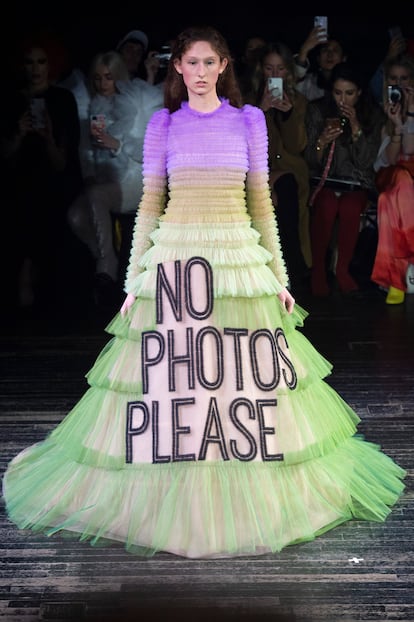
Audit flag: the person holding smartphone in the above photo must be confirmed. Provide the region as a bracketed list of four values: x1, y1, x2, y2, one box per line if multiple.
[294, 29, 347, 102]
[243, 40, 312, 295]
[304, 61, 386, 297]
[370, 54, 414, 304]
[67, 50, 163, 307]
[0, 31, 83, 312]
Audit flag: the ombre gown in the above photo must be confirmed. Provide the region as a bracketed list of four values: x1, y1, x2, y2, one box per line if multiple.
[2, 100, 406, 558]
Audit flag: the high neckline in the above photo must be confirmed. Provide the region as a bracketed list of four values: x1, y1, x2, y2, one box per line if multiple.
[181, 98, 229, 117]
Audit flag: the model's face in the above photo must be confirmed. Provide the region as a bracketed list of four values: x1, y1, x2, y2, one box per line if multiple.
[23, 47, 49, 90]
[174, 41, 227, 98]
[332, 79, 360, 107]
[262, 52, 287, 79]
[93, 63, 117, 97]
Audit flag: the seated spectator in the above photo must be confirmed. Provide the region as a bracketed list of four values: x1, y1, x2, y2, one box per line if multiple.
[115, 28, 166, 87]
[296, 35, 347, 102]
[67, 50, 163, 305]
[304, 61, 386, 297]
[369, 27, 411, 105]
[242, 41, 311, 292]
[371, 54, 414, 304]
[115, 29, 149, 80]
[0, 30, 83, 311]
[234, 35, 266, 100]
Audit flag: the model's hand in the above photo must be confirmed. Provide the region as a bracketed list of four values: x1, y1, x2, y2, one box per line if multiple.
[277, 287, 295, 314]
[120, 293, 136, 316]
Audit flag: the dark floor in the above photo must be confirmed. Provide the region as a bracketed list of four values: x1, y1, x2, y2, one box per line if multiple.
[1, 282, 413, 622]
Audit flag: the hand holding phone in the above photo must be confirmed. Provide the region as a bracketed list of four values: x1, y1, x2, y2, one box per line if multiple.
[325, 117, 341, 131]
[90, 114, 106, 144]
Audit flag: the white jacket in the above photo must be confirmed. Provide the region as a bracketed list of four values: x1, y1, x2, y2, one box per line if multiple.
[81, 79, 164, 213]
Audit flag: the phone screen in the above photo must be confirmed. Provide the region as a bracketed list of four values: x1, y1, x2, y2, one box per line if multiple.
[30, 98, 46, 129]
[90, 114, 106, 133]
[314, 16, 328, 41]
[267, 77, 283, 99]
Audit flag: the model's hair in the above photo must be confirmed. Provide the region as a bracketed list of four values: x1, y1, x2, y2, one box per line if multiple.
[163, 25, 242, 112]
[88, 50, 129, 95]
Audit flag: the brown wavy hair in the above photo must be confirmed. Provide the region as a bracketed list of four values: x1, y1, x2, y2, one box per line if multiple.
[163, 25, 242, 112]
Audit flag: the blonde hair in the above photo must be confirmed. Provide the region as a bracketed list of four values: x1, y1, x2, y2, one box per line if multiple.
[88, 50, 129, 95]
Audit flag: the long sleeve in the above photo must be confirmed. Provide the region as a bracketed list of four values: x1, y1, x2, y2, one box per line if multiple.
[124, 108, 170, 294]
[244, 105, 289, 289]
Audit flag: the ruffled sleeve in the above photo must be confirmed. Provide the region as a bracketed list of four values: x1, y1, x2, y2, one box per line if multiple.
[124, 108, 170, 293]
[243, 104, 289, 289]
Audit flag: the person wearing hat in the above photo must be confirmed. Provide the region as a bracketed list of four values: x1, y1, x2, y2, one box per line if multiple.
[116, 29, 149, 80]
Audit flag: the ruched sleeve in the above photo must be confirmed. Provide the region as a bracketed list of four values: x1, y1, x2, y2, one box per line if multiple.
[124, 108, 170, 293]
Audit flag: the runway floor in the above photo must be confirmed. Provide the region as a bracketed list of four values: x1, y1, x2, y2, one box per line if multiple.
[1, 287, 413, 622]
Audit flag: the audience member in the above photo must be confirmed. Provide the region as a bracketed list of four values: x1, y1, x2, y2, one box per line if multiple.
[304, 61, 386, 297]
[115, 28, 169, 88]
[144, 38, 175, 89]
[115, 29, 149, 80]
[371, 54, 414, 304]
[369, 27, 410, 105]
[0, 31, 83, 311]
[67, 50, 163, 306]
[242, 41, 311, 290]
[296, 36, 347, 102]
[235, 35, 266, 100]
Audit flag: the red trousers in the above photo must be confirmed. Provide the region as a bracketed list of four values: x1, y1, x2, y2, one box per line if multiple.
[310, 188, 369, 295]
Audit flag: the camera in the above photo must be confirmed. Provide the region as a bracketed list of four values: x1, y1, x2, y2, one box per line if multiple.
[156, 46, 172, 68]
[388, 85, 403, 105]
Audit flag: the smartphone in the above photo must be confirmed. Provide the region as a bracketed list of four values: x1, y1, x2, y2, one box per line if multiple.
[30, 98, 46, 129]
[325, 117, 342, 131]
[90, 113, 106, 134]
[90, 113, 106, 145]
[314, 16, 328, 41]
[267, 77, 283, 99]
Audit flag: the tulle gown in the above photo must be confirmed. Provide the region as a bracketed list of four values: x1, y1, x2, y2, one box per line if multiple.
[2, 100, 406, 559]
